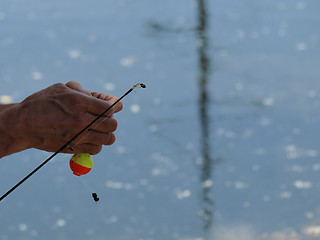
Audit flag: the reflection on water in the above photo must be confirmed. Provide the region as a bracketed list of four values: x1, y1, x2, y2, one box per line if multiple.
[196, 0, 214, 233]
[1, 0, 320, 239]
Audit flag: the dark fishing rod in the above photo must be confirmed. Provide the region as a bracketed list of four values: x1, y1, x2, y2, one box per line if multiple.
[0, 83, 146, 202]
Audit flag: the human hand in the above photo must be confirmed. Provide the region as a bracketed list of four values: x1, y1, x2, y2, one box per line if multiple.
[1, 82, 122, 157]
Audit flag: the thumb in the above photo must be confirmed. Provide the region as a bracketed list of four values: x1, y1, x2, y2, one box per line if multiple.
[65, 81, 91, 96]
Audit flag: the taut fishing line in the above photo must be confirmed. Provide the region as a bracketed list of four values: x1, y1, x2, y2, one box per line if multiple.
[69, 101, 123, 151]
[0, 83, 146, 202]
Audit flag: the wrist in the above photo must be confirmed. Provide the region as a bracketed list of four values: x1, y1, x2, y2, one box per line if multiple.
[0, 103, 30, 158]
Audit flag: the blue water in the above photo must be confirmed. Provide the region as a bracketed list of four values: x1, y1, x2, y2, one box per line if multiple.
[1, 0, 320, 239]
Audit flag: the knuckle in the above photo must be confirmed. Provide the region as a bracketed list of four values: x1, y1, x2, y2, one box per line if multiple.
[109, 118, 118, 132]
[53, 83, 66, 89]
[51, 83, 68, 93]
[106, 133, 116, 145]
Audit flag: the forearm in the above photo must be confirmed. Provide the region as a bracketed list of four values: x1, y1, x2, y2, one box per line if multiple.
[0, 103, 30, 158]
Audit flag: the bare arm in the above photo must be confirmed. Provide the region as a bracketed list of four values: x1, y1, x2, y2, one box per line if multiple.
[0, 82, 122, 158]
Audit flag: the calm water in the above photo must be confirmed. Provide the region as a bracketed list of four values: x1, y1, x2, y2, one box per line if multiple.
[1, 0, 320, 239]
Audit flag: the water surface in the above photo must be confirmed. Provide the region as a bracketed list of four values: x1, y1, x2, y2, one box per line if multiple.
[1, 0, 320, 239]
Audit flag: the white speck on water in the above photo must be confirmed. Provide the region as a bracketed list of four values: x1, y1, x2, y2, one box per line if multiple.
[236, 29, 245, 39]
[219, 49, 228, 57]
[225, 131, 236, 139]
[293, 180, 312, 189]
[19, 224, 28, 231]
[295, 1, 306, 10]
[32, 71, 43, 80]
[277, 3, 287, 10]
[278, 20, 287, 37]
[130, 104, 141, 113]
[280, 191, 292, 199]
[286, 145, 297, 152]
[254, 148, 266, 155]
[107, 216, 118, 224]
[291, 164, 304, 172]
[313, 164, 320, 171]
[67, 49, 81, 59]
[306, 212, 314, 219]
[235, 82, 243, 91]
[106, 181, 124, 189]
[242, 129, 253, 138]
[153, 98, 161, 105]
[175, 189, 191, 199]
[216, 128, 225, 136]
[304, 225, 320, 236]
[306, 150, 318, 157]
[250, 31, 259, 40]
[150, 153, 178, 176]
[30, 230, 38, 237]
[308, 90, 317, 98]
[88, 35, 97, 43]
[105, 181, 134, 191]
[262, 97, 274, 106]
[296, 42, 308, 51]
[120, 56, 136, 68]
[124, 183, 134, 191]
[285, 144, 318, 159]
[56, 219, 66, 227]
[195, 157, 203, 165]
[0, 12, 6, 21]
[234, 181, 248, 189]
[0, 95, 13, 104]
[263, 195, 270, 202]
[260, 117, 271, 126]
[251, 164, 260, 171]
[293, 128, 301, 135]
[149, 124, 158, 133]
[151, 168, 162, 176]
[104, 82, 115, 91]
[186, 142, 194, 151]
[202, 179, 213, 188]
[116, 145, 126, 154]
[243, 201, 250, 208]
[140, 179, 148, 186]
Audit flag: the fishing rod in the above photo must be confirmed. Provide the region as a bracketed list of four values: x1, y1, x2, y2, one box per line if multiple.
[0, 83, 146, 202]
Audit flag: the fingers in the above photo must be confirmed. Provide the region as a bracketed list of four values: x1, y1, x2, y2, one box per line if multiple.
[91, 92, 123, 114]
[79, 131, 116, 146]
[85, 96, 114, 116]
[89, 116, 118, 133]
[65, 81, 92, 96]
[65, 81, 123, 115]
[63, 144, 103, 155]
[62, 131, 115, 155]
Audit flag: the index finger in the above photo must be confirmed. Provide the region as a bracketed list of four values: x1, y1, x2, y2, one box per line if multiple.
[86, 96, 116, 117]
[90, 92, 123, 114]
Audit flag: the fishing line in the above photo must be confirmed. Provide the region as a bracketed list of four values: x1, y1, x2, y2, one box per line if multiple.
[77, 177, 100, 203]
[0, 83, 146, 202]
[70, 102, 123, 151]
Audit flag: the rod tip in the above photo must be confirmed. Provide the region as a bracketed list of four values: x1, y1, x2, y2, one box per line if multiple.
[133, 83, 147, 90]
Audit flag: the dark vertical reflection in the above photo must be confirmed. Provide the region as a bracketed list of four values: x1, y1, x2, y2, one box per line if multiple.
[196, 0, 214, 232]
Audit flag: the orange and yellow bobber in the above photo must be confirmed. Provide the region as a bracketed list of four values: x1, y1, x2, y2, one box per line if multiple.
[69, 153, 93, 176]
